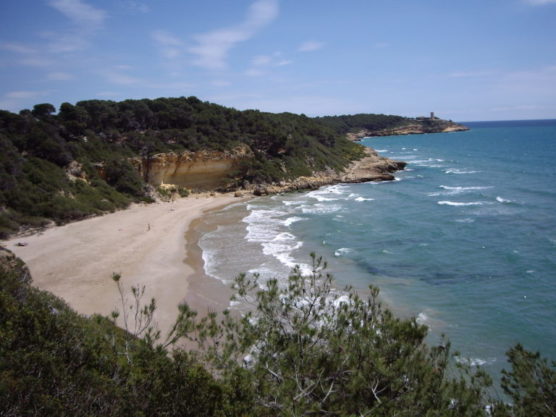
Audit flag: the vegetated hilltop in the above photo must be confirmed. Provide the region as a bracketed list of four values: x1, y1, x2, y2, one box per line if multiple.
[315, 113, 469, 140]
[0, 97, 371, 237]
[1, 248, 554, 416]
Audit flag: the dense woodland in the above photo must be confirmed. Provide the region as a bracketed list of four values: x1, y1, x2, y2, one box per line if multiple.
[315, 113, 460, 135]
[0, 97, 364, 238]
[315, 113, 412, 134]
[1, 249, 554, 416]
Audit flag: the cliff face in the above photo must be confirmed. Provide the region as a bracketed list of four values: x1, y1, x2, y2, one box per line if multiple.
[346, 120, 469, 141]
[132, 145, 253, 191]
[127, 145, 404, 195]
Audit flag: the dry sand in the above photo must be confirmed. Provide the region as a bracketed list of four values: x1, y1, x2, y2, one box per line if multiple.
[2, 194, 244, 337]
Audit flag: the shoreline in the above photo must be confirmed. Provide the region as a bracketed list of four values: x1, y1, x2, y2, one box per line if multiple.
[1, 193, 246, 337]
[0, 147, 406, 337]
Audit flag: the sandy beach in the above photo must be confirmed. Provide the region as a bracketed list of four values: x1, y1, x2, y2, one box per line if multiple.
[2, 194, 244, 337]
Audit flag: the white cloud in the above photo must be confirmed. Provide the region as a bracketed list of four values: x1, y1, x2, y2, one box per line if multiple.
[102, 68, 142, 85]
[48, 0, 106, 28]
[152, 30, 185, 59]
[0, 42, 37, 54]
[188, 0, 279, 69]
[0, 90, 50, 111]
[47, 71, 74, 80]
[246, 51, 291, 76]
[124, 1, 150, 13]
[46, 0, 107, 52]
[0, 42, 54, 67]
[298, 40, 324, 52]
[5, 91, 43, 99]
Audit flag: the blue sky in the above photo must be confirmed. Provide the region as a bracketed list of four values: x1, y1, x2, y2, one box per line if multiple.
[0, 0, 555, 121]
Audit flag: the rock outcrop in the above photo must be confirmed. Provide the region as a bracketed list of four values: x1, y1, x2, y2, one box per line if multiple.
[132, 145, 253, 191]
[247, 147, 406, 195]
[346, 120, 469, 141]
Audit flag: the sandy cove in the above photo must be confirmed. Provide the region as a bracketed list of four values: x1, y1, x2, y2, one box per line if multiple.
[2, 194, 242, 338]
[1, 149, 405, 338]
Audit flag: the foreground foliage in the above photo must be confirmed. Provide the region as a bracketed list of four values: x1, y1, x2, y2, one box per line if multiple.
[1, 250, 554, 416]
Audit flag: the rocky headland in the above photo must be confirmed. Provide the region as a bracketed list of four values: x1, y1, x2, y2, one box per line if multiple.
[234, 147, 405, 196]
[345, 120, 469, 141]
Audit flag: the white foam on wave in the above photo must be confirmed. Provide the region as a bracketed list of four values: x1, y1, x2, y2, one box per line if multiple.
[410, 158, 446, 168]
[455, 217, 475, 223]
[334, 247, 353, 257]
[243, 205, 313, 277]
[496, 196, 512, 203]
[375, 149, 388, 153]
[444, 168, 480, 175]
[306, 184, 348, 202]
[301, 203, 342, 214]
[283, 216, 305, 227]
[428, 185, 492, 197]
[355, 196, 374, 202]
[243, 207, 288, 242]
[438, 201, 486, 206]
[201, 245, 223, 281]
[282, 200, 306, 206]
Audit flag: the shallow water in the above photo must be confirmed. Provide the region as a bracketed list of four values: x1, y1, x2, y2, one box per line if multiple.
[199, 120, 556, 377]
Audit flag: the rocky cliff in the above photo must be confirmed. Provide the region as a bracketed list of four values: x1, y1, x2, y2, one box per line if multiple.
[127, 145, 404, 196]
[131, 145, 253, 191]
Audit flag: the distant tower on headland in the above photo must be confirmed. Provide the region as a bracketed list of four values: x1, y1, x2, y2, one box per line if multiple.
[430, 112, 435, 120]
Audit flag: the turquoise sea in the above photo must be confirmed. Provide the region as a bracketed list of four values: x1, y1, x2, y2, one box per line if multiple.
[200, 119, 556, 377]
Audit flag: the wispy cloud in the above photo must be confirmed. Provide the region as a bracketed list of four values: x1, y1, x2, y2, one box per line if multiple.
[0, 42, 54, 67]
[188, 0, 279, 69]
[48, 0, 106, 28]
[0, 90, 50, 112]
[46, 0, 107, 52]
[246, 51, 291, 76]
[152, 30, 185, 59]
[47, 71, 74, 81]
[0, 42, 37, 54]
[123, 1, 150, 13]
[298, 40, 324, 52]
[102, 70, 143, 86]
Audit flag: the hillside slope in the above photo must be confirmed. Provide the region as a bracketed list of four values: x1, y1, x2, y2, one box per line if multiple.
[0, 97, 367, 237]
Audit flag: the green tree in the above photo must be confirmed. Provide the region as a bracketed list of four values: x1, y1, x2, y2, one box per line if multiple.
[178, 254, 492, 416]
[496, 344, 556, 416]
[31, 103, 56, 119]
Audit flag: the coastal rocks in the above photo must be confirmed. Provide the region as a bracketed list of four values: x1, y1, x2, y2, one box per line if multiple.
[346, 120, 469, 141]
[246, 147, 405, 195]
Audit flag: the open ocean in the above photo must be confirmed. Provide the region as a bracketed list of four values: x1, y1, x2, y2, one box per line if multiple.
[199, 119, 556, 377]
